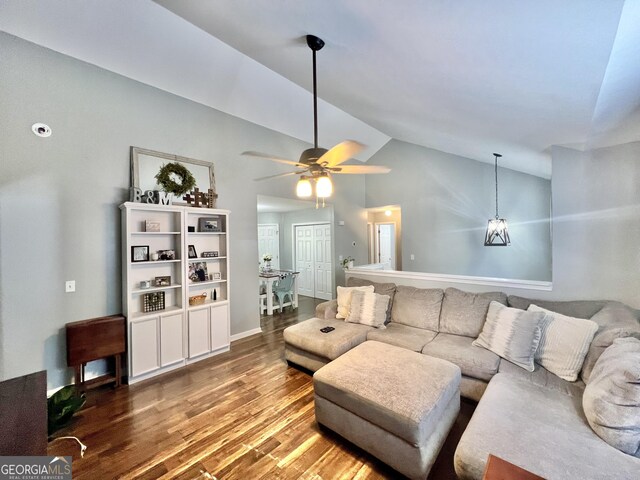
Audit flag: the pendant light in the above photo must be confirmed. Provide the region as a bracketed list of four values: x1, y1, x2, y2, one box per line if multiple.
[484, 153, 511, 246]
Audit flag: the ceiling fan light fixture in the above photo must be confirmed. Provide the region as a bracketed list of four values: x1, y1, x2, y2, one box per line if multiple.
[296, 176, 312, 198]
[315, 174, 333, 198]
[484, 153, 511, 246]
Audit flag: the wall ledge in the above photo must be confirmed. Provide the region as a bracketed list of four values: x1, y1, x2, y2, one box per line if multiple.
[347, 268, 553, 291]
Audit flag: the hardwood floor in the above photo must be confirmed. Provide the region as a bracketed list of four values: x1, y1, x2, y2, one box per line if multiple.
[50, 297, 475, 479]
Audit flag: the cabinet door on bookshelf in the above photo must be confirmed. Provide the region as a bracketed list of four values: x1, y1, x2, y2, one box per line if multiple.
[210, 304, 229, 351]
[131, 318, 159, 376]
[188, 308, 210, 358]
[160, 313, 184, 366]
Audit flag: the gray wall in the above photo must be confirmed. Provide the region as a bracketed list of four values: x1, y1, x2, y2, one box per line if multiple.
[365, 140, 552, 281]
[0, 34, 367, 389]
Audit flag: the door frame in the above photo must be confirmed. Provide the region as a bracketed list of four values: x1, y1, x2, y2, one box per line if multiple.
[374, 221, 397, 269]
[292, 222, 334, 299]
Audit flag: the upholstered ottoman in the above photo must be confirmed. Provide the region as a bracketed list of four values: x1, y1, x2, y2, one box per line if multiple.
[283, 317, 374, 371]
[314, 341, 461, 479]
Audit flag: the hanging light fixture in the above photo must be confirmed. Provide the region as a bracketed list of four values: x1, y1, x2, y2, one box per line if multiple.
[484, 153, 511, 246]
[296, 176, 312, 197]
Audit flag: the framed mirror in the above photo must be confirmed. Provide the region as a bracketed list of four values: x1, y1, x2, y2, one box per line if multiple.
[130, 147, 216, 205]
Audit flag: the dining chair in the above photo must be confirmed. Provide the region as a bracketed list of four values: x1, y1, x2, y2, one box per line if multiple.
[272, 273, 295, 313]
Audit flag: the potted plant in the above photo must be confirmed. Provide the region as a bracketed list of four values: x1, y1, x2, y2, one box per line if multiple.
[341, 256, 355, 269]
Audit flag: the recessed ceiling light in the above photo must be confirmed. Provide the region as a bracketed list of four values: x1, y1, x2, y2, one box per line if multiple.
[32, 123, 52, 138]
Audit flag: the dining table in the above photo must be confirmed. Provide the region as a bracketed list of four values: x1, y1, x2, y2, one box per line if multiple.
[259, 269, 299, 315]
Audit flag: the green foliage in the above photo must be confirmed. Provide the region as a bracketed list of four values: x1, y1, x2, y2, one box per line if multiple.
[48, 385, 86, 436]
[155, 162, 197, 196]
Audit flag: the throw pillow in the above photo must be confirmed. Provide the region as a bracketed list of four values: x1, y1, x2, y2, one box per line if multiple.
[439, 288, 507, 337]
[390, 286, 443, 330]
[336, 285, 374, 319]
[582, 337, 640, 458]
[528, 304, 598, 382]
[347, 277, 397, 323]
[473, 301, 544, 371]
[346, 291, 390, 329]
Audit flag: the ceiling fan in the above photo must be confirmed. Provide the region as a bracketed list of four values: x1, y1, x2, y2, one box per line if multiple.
[243, 34, 390, 201]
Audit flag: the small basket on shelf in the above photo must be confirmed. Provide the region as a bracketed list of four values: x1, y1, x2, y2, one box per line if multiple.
[189, 292, 207, 306]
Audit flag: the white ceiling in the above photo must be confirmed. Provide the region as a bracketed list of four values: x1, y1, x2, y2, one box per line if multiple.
[2, 1, 639, 179]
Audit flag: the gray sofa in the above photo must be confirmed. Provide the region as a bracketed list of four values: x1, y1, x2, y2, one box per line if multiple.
[283, 277, 640, 479]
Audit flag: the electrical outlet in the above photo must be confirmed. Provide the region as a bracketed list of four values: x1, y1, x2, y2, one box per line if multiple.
[410, 254, 415, 261]
[65, 280, 76, 293]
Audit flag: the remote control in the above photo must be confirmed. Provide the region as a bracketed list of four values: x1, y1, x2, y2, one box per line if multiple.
[320, 326, 335, 333]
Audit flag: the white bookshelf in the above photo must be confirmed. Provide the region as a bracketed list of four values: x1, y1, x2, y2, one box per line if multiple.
[121, 202, 231, 383]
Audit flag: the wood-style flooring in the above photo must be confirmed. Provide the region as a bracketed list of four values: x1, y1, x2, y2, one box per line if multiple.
[50, 297, 475, 479]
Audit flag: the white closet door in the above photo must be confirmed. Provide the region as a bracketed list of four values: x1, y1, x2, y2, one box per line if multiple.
[313, 224, 333, 300]
[295, 225, 315, 297]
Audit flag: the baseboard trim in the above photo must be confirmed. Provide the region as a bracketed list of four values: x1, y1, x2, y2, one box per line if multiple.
[230, 327, 263, 342]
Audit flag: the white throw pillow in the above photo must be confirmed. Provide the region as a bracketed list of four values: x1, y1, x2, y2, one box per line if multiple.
[346, 291, 389, 329]
[336, 285, 374, 319]
[473, 301, 545, 371]
[528, 304, 598, 381]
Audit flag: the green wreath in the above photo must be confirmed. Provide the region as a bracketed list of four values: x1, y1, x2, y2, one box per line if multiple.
[155, 162, 196, 196]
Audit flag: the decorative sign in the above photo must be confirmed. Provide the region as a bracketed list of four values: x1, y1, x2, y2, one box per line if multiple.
[130, 188, 173, 205]
[183, 188, 218, 208]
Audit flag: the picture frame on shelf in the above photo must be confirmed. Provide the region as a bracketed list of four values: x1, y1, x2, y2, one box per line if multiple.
[213, 272, 222, 280]
[188, 245, 198, 259]
[131, 245, 149, 262]
[188, 262, 208, 283]
[154, 276, 171, 287]
[198, 216, 222, 232]
[142, 291, 165, 313]
[144, 220, 161, 232]
[157, 249, 175, 260]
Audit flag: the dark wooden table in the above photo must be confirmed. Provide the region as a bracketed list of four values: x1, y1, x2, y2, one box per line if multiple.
[483, 454, 545, 480]
[66, 314, 126, 389]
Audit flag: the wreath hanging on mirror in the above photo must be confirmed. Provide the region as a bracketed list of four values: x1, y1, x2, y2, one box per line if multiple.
[155, 162, 196, 196]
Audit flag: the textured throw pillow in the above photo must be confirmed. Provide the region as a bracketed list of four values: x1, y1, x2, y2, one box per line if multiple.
[336, 285, 374, 319]
[346, 291, 390, 329]
[347, 277, 397, 323]
[528, 304, 598, 382]
[583, 337, 640, 458]
[439, 288, 507, 337]
[473, 301, 544, 371]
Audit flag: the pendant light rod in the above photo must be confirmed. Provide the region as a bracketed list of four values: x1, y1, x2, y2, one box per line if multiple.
[493, 153, 502, 218]
[307, 35, 325, 149]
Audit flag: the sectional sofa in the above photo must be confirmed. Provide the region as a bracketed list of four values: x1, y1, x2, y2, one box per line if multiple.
[283, 277, 640, 479]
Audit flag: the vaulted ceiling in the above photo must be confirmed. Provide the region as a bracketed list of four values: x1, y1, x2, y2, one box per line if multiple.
[2, 1, 639, 178]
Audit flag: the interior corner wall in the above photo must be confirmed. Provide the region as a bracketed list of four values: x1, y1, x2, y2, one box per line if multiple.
[551, 143, 640, 308]
[0, 33, 366, 389]
[365, 140, 552, 281]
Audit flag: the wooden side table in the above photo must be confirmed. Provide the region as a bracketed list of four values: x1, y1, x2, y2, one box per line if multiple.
[66, 315, 126, 390]
[482, 454, 545, 480]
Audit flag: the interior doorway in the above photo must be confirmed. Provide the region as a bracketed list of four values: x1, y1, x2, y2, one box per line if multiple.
[375, 223, 396, 269]
[258, 224, 280, 269]
[366, 206, 402, 270]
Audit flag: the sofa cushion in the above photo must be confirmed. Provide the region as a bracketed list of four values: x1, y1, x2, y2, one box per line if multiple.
[528, 304, 598, 382]
[498, 359, 585, 397]
[283, 317, 373, 360]
[473, 302, 544, 372]
[454, 373, 640, 480]
[336, 285, 374, 319]
[439, 288, 507, 337]
[507, 295, 606, 319]
[346, 291, 389, 329]
[391, 286, 443, 330]
[421, 333, 500, 381]
[581, 302, 640, 383]
[367, 323, 437, 352]
[583, 337, 640, 458]
[347, 277, 397, 322]
[314, 341, 460, 446]
[315, 299, 338, 320]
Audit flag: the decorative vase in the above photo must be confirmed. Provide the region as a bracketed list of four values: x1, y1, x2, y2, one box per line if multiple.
[264, 261, 272, 272]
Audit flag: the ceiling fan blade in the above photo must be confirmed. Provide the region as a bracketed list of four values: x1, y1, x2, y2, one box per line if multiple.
[329, 165, 391, 174]
[318, 140, 365, 167]
[253, 170, 307, 182]
[242, 151, 306, 167]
